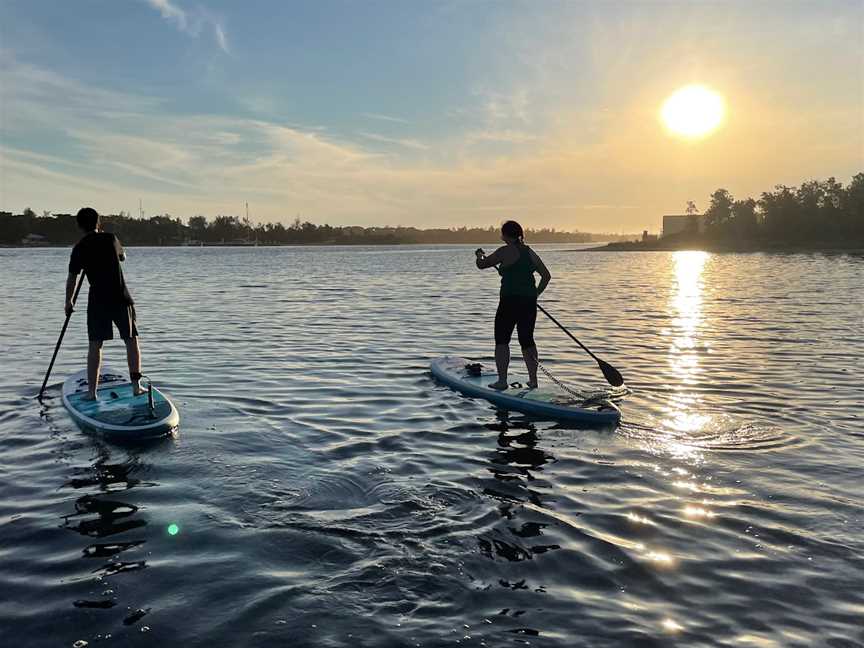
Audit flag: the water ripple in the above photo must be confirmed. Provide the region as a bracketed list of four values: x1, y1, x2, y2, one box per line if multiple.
[1, 246, 862, 647]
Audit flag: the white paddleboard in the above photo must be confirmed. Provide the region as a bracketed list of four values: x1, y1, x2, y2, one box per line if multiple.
[62, 367, 179, 440]
[431, 356, 621, 425]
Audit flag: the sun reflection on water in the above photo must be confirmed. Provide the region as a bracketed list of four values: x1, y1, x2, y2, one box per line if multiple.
[665, 251, 709, 439]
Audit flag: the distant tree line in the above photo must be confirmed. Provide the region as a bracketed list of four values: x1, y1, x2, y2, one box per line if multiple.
[674, 173, 863, 246]
[0, 210, 620, 246]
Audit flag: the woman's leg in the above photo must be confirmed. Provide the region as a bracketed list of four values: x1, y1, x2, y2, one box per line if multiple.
[522, 345, 538, 387]
[490, 299, 516, 390]
[517, 298, 539, 387]
[491, 343, 510, 389]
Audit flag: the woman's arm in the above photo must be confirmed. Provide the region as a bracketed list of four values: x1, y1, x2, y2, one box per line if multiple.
[528, 248, 552, 295]
[475, 245, 511, 269]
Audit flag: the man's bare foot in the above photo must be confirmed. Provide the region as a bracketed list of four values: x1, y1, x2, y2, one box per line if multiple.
[132, 381, 147, 397]
[82, 392, 97, 401]
[527, 381, 538, 389]
[488, 380, 509, 391]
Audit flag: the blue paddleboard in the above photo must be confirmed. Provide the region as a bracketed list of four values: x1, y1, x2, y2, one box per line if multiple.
[62, 367, 179, 440]
[431, 356, 621, 425]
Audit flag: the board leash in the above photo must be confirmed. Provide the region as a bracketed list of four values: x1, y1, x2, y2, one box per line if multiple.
[536, 360, 620, 408]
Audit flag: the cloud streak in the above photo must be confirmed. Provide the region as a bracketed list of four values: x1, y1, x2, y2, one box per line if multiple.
[361, 113, 411, 125]
[359, 132, 429, 151]
[144, 0, 230, 53]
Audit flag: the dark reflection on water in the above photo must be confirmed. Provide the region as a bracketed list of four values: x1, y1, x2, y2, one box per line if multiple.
[1, 246, 863, 647]
[62, 451, 154, 628]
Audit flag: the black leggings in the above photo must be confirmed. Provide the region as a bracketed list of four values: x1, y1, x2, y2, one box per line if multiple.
[495, 295, 537, 348]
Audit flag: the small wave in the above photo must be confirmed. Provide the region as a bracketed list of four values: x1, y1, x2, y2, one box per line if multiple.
[619, 419, 799, 452]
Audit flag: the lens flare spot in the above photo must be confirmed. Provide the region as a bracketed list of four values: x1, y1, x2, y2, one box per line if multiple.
[168, 523, 180, 536]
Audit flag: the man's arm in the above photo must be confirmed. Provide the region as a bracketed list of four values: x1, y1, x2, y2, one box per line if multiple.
[65, 272, 79, 316]
[114, 235, 126, 262]
[529, 248, 552, 295]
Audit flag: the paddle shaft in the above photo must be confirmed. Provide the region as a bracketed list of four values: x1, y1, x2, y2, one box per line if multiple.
[536, 304, 600, 362]
[38, 272, 84, 400]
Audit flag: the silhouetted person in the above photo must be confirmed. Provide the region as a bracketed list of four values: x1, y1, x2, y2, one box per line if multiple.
[475, 220, 551, 390]
[65, 207, 144, 400]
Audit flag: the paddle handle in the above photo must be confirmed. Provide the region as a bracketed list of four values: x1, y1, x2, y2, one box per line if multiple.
[536, 304, 600, 363]
[38, 273, 84, 400]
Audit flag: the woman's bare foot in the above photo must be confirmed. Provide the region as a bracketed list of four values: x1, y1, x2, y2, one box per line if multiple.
[132, 381, 147, 396]
[488, 380, 509, 391]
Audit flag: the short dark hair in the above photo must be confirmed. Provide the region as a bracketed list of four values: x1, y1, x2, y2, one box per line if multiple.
[76, 207, 99, 231]
[501, 220, 524, 241]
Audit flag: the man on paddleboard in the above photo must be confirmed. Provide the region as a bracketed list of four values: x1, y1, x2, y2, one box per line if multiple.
[65, 207, 145, 401]
[475, 220, 551, 390]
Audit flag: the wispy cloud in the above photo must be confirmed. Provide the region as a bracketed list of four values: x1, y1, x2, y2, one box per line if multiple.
[361, 113, 411, 125]
[147, 0, 186, 27]
[214, 23, 228, 53]
[466, 129, 536, 144]
[359, 132, 429, 151]
[144, 0, 230, 53]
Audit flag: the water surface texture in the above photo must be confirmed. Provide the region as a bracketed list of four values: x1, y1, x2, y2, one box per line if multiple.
[1, 246, 862, 647]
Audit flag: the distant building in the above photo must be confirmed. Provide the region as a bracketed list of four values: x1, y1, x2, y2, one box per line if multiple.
[662, 214, 705, 238]
[642, 230, 658, 243]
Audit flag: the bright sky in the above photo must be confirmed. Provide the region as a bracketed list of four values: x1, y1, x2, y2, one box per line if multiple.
[1, 1, 861, 232]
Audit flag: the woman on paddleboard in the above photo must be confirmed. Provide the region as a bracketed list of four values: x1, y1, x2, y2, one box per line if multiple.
[475, 220, 551, 390]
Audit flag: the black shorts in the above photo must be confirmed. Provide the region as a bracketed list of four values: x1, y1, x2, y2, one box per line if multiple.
[87, 302, 138, 342]
[495, 295, 537, 348]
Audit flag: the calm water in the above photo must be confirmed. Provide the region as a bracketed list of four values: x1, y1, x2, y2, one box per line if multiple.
[0, 245, 862, 647]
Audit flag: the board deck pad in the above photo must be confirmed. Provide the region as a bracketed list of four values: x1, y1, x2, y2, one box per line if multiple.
[62, 368, 179, 439]
[430, 356, 621, 425]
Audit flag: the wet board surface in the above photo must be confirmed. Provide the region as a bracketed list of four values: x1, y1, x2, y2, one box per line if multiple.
[430, 356, 621, 425]
[62, 368, 179, 440]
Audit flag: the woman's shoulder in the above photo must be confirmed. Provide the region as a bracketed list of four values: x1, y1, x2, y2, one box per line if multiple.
[525, 245, 543, 264]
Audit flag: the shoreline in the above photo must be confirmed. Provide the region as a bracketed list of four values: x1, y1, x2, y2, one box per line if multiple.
[4, 241, 861, 253]
[579, 240, 864, 254]
[1, 241, 603, 249]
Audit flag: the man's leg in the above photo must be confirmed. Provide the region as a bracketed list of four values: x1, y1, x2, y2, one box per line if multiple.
[85, 340, 103, 400]
[124, 336, 145, 395]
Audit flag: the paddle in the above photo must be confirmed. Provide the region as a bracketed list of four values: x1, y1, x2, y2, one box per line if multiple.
[38, 272, 84, 401]
[536, 304, 625, 387]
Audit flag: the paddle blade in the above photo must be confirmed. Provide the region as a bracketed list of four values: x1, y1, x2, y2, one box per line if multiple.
[598, 358, 624, 387]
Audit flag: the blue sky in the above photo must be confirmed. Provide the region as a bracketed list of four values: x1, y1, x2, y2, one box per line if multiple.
[1, 0, 862, 231]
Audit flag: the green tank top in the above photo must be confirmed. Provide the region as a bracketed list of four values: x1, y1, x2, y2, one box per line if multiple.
[500, 244, 537, 297]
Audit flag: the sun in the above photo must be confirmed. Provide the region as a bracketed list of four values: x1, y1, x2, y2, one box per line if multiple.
[661, 85, 725, 138]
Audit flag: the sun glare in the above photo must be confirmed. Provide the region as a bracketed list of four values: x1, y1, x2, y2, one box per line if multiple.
[661, 85, 725, 138]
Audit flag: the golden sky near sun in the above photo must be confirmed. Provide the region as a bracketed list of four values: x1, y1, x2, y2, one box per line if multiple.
[1, 2, 861, 232]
